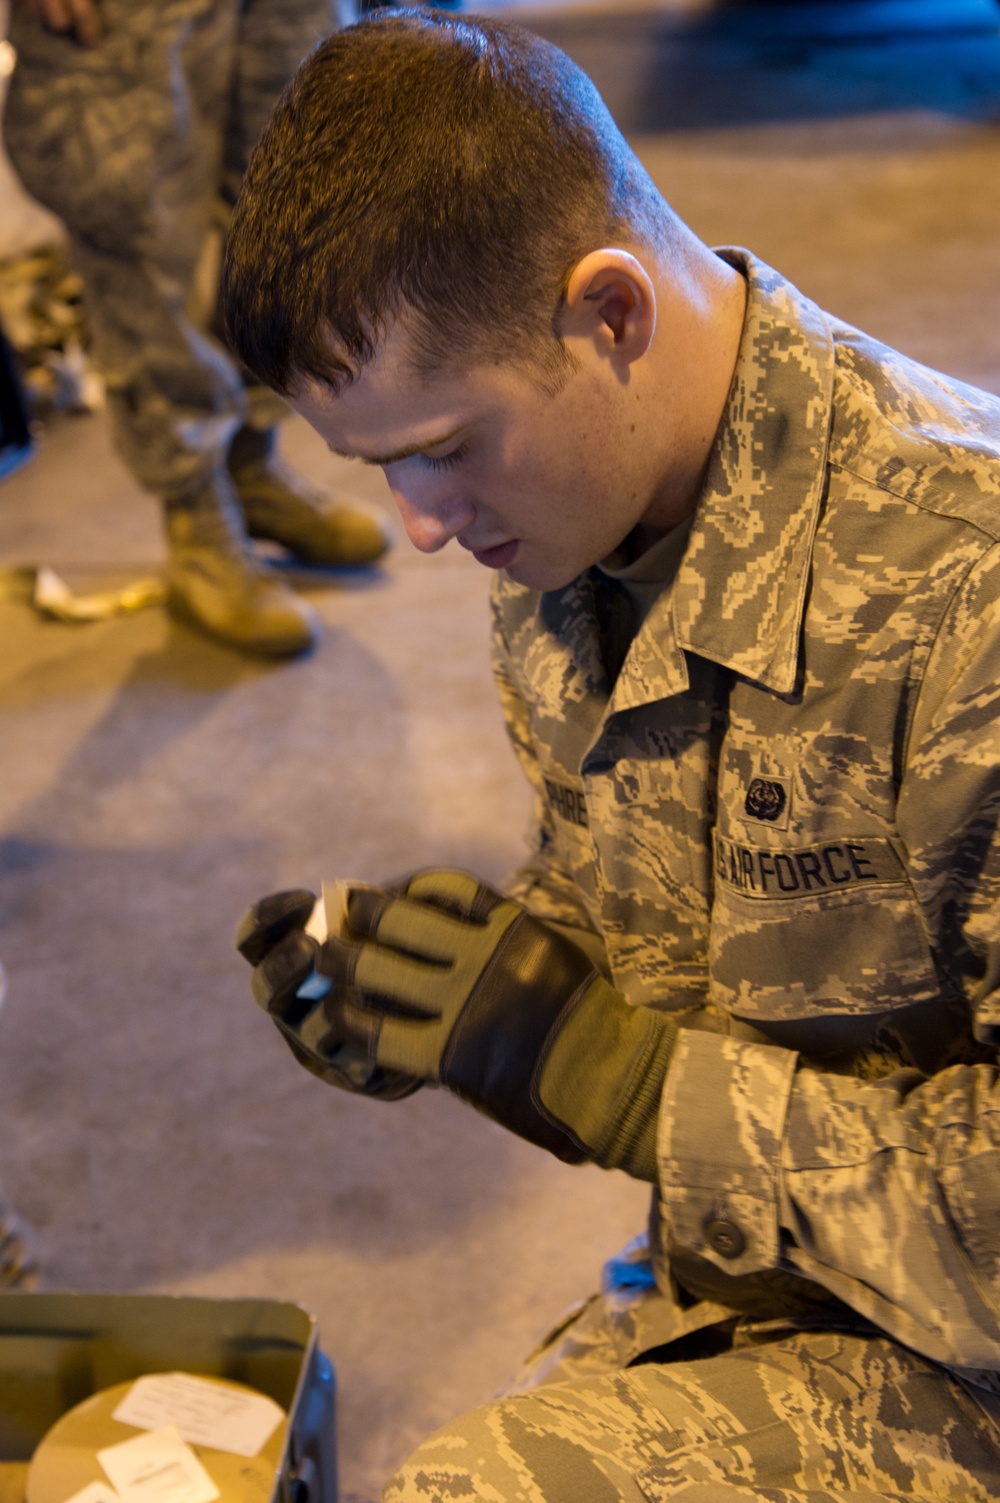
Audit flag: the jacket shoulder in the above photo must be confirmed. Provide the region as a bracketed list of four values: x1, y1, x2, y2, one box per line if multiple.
[828, 324, 1000, 540]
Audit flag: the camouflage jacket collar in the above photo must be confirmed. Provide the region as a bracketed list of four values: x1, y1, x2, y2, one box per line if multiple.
[664, 248, 835, 699]
[508, 252, 836, 721]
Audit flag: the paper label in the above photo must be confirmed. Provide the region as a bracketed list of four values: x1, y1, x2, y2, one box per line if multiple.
[303, 880, 360, 944]
[297, 883, 336, 1004]
[112, 1374, 284, 1458]
[63, 1483, 121, 1503]
[321, 880, 352, 938]
[298, 879, 370, 1000]
[98, 1427, 219, 1503]
[303, 897, 328, 944]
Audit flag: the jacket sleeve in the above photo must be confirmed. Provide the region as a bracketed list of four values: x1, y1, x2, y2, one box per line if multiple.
[657, 545, 1000, 1374]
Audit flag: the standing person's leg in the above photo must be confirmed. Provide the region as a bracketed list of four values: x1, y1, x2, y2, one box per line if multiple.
[220, 0, 353, 215]
[383, 1330, 1000, 1502]
[218, 0, 392, 570]
[4, 0, 319, 655]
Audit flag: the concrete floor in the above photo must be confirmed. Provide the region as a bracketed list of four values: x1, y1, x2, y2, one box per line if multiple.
[1, 4, 1000, 1500]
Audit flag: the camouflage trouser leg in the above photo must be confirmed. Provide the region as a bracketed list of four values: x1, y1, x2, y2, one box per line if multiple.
[219, 0, 353, 212]
[4, 0, 341, 502]
[383, 1330, 1000, 1502]
[208, 0, 353, 441]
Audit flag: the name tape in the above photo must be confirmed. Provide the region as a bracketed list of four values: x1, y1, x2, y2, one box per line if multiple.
[544, 777, 589, 829]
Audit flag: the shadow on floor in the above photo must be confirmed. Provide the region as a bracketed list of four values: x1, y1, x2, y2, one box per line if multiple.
[0, 608, 557, 1292]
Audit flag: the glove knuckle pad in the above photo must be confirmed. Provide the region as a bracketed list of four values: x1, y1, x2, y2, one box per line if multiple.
[255, 931, 317, 1015]
[317, 935, 358, 985]
[346, 887, 390, 938]
[405, 869, 501, 921]
[235, 888, 316, 963]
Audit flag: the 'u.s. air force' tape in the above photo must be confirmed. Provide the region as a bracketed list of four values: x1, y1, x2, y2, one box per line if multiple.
[296, 880, 374, 1000]
[713, 832, 904, 898]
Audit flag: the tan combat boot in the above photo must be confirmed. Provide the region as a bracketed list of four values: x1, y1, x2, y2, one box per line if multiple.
[228, 427, 392, 567]
[164, 474, 320, 657]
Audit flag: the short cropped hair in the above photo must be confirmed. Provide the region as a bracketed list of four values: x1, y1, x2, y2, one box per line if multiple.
[221, 8, 668, 396]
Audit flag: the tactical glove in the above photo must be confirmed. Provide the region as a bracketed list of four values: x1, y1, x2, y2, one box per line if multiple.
[234, 887, 422, 1101]
[311, 870, 676, 1177]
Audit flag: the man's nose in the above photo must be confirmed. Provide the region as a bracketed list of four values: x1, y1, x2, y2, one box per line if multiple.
[390, 487, 474, 554]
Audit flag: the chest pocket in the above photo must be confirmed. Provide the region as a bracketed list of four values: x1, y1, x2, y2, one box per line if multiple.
[708, 829, 941, 1025]
[538, 760, 601, 916]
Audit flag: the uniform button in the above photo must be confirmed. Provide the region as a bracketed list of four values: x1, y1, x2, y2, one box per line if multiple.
[705, 1219, 745, 1259]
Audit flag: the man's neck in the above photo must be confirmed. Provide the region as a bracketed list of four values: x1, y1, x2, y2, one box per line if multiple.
[616, 521, 669, 564]
[639, 250, 748, 535]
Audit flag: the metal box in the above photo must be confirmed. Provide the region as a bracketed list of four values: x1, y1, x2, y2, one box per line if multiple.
[0, 1293, 337, 1503]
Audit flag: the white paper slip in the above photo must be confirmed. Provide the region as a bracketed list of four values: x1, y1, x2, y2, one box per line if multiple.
[299, 882, 344, 997]
[303, 880, 356, 945]
[303, 894, 329, 944]
[112, 1373, 285, 1458]
[98, 1427, 218, 1503]
[299, 880, 373, 1001]
[321, 879, 354, 939]
[62, 1482, 121, 1503]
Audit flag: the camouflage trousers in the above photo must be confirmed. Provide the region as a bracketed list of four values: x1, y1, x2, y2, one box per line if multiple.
[384, 1327, 1000, 1501]
[4, 0, 348, 502]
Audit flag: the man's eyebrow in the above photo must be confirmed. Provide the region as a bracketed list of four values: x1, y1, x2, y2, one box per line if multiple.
[327, 428, 464, 467]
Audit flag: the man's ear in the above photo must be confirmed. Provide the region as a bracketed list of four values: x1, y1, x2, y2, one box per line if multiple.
[561, 249, 656, 367]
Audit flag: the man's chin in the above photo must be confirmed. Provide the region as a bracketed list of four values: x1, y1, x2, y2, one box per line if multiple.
[504, 556, 579, 593]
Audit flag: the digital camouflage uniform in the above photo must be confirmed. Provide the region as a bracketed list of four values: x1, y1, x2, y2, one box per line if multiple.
[386, 251, 1000, 1500]
[3, 0, 348, 502]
